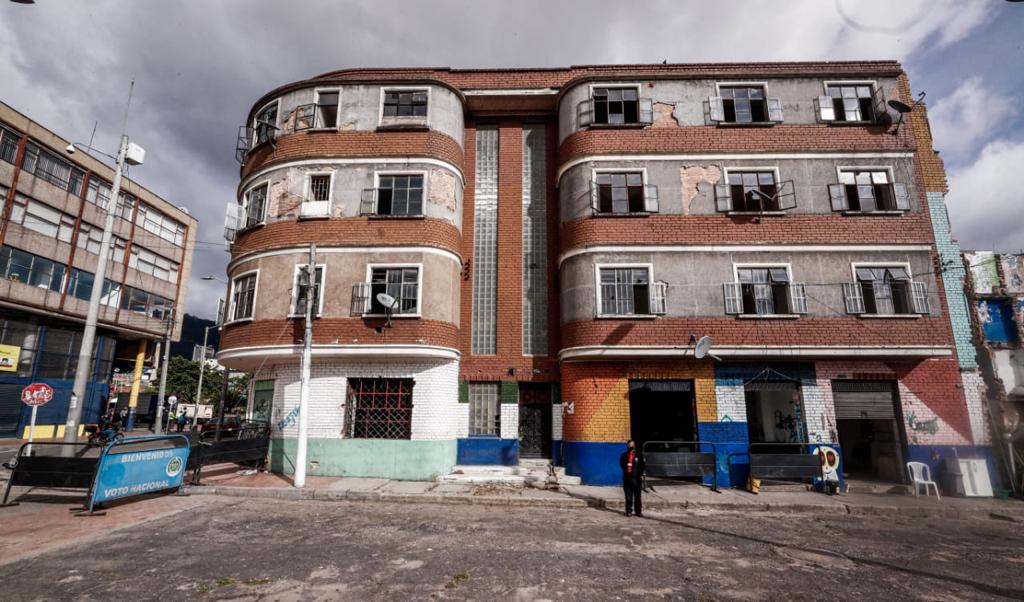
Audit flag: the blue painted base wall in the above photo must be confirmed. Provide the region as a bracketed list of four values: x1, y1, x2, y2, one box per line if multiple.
[905, 445, 996, 489]
[456, 438, 519, 465]
[563, 441, 627, 486]
[0, 376, 106, 437]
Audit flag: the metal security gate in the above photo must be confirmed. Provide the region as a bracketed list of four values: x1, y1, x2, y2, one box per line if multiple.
[0, 383, 23, 436]
[832, 380, 905, 482]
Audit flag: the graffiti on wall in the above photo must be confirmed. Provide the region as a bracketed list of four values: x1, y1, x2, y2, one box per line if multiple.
[907, 412, 940, 435]
[1001, 254, 1024, 293]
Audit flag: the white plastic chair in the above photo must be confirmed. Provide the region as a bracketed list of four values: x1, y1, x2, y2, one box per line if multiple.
[907, 461, 941, 500]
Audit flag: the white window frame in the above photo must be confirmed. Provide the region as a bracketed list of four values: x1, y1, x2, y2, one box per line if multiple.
[251, 99, 280, 146]
[822, 80, 879, 122]
[313, 88, 341, 130]
[363, 262, 423, 318]
[712, 82, 778, 124]
[594, 263, 657, 318]
[289, 263, 326, 318]
[378, 86, 431, 127]
[834, 166, 903, 213]
[228, 269, 259, 324]
[719, 166, 786, 214]
[849, 261, 921, 316]
[303, 171, 334, 204]
[374, 170, 429, 215]
[731, 262, 797, 317]
[242, 181, 270, 228]
[590, 167, 649, 214]
[585, 83, 644, 128]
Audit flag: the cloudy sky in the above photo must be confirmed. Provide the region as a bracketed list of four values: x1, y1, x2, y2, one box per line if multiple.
[1, 0, 1021, 319]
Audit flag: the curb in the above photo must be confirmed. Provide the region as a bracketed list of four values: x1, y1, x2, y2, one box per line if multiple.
[185, 485, 1021, 520]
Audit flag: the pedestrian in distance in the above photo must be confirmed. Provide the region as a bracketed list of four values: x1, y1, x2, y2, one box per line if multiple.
[176, 410, 187, 433]
[620, 439, 644, 517]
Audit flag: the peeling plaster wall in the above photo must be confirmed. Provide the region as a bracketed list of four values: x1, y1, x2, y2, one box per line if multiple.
[558, 76, 903, 142]
[557, 156, 919, 223]
[966, 251, 1000, 294]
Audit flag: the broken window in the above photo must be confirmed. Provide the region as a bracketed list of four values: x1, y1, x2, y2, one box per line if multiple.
[829, 170, 909, 212]
[726, 267, 808, 316]
[593, 87, 640, 125]
[291, 265, 324, 317]
[307, 174, 331, 202]
[383, 90, 428, 118]
[468, 382, 501, 436]
[348, 378, 413, 440]
[599, 267, 660, 316]
[369, 266, 419, 315]
[376, 174, 424, 216]
[253, 102, 278, 145]
[230, 272, 257, 321]
[593, 172, 652, 214]
[316, 90, 339, 128]
[710, 86, 782, 124]
[843, 266, 928, 315]
[243, 183, 268, 228]
[827, 85, 875, 122]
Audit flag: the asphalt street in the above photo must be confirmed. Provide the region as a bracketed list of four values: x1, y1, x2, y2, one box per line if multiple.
[1, 496, 1022, 601]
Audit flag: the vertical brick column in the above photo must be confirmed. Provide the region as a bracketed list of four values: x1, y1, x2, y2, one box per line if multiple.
[496, 122, 523, 358]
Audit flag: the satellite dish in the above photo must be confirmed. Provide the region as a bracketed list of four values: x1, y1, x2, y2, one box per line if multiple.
[694, 336, 712, 359]
[375, 293, 397, 310]
[887, 100, 912, 114]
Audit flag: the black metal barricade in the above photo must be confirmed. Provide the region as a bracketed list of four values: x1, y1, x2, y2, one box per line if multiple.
[1, 442, 99, 506]
[642, 440, 718, 491]
[187, 424, 271, 485]
[748, 442, 824, 483]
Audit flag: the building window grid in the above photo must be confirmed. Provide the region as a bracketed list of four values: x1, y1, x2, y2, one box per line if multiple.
[67, 268, 120, 306]
[244, 184, 268, 228]
[13, 196, 76, 242]
[0, 125, 20, 164]
[737, 267, 791, 315]
[468, 382, 501, 436]
[522, 125, 548, 355]
[377, 175, 424, 216]
[231, 273, 257, 321]
[307, 174, 331, 202]
[21, 142, 84, 195]
[136, 203, 185, 246]
[599, 267, 650, 316]
[369, 267, 419, 314]
[471, 127, 499, 354]
[0, 244, 65, 292]
[348, 378, 414, 440]
[827, 84, 875, 122]
[129, 246, 180, 282]
[382, 90, 428, 118]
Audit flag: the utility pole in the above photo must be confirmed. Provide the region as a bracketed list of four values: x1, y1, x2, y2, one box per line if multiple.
[64, 81, 137, 447]
[154, 309, 173, 434]
[192, 325, 211, 430]
[294, 243, 316, 488]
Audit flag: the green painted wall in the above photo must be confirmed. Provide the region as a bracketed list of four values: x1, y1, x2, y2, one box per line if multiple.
[269, 438, 457, 481]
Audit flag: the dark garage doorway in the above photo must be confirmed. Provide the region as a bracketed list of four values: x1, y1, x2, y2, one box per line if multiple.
[832, 380, 906, 482]
[628, 380, 697, 448]
[519, 383, 552, 459]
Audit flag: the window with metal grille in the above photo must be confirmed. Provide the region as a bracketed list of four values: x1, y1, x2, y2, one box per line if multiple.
[244, 183, 268, 228]
[370, 267, 419, 314]
[522, 125, 548, 355]
[468, 382, 501, 436]
[0, 244, 65, 292]
[830, 170, 909, 212]
[593, 87, 640, 124]
[599, 267, 651, 316]
[307, 174, 331, 203]
[0, 125, 20, 164]
[348, 378, 414, 439]
[471, 127, 499, 354]
[231, 273, 257, 320]
[253, 102, 278, 145]
[377, 175, 424, 216]
[316, 90, 339, 128]
[383, 90, 428, 118]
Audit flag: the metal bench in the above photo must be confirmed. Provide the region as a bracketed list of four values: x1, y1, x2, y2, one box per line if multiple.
[748, 442, 824, 483]
[642, 441, 718, 491]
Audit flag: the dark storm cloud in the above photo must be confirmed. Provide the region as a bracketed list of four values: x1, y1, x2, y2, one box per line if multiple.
[0, 1, 1009, 317]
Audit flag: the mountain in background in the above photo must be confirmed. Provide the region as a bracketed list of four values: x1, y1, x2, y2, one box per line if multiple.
[170, 313, 220, 359]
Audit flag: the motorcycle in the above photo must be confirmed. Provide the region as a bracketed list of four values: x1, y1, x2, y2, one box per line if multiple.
[85, 421, 125, 446]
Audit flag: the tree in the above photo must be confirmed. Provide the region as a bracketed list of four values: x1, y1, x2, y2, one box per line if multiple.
[164, 356, 224, 404]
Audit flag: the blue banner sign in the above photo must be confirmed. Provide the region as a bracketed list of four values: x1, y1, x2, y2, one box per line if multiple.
[89, 435, 191, 510]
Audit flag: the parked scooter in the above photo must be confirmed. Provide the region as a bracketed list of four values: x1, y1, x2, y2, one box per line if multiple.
[85, 421, 124, 446]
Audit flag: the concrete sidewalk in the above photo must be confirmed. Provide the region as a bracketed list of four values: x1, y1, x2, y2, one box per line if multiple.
[184, 465, 1024, 521]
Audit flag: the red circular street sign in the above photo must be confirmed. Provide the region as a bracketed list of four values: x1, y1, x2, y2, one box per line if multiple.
[21, 383, 54, 407]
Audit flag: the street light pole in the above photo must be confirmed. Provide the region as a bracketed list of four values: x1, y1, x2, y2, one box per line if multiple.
[294, 243, 316, 488]
[192, 325, 212, 430]
[63, 81, 136, 445]
[153, 309, 173, 434]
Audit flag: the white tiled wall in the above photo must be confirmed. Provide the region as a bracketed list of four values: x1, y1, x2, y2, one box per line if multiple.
[264, 358, 459, 440]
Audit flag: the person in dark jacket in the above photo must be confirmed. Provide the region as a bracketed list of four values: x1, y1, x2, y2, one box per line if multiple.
[619, 439, 644, 517]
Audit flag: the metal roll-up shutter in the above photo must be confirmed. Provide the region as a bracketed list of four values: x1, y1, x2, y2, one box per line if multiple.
[0, 383, 25, 436]
[832, 381, 897, 420]
[628, 380, 692, 393]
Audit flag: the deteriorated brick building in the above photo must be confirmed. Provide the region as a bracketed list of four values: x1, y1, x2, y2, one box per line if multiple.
[219, 61, 991, 486]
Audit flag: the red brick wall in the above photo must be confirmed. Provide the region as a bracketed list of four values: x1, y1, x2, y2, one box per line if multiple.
[562, 317, 954, 349]
[231, 217, 462, 261]
[241, 130, 464, 181]
[220, 318, 458, 350]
